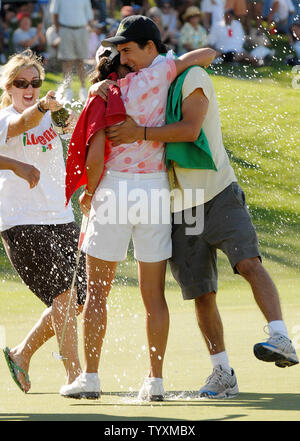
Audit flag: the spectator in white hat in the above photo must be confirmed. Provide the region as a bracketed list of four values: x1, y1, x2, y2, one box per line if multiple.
[179, 6, 208, 54]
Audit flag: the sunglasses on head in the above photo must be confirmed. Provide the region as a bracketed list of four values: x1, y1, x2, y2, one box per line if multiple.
[12, 78, 43, 89]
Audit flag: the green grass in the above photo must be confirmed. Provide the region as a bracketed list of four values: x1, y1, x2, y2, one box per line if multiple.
[0, 276, 300, 421]
[0, 44, 300, 421]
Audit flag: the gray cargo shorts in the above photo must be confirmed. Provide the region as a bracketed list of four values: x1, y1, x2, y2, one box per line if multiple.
[169, 182, 261, 300]
[58, 26, 89, 61]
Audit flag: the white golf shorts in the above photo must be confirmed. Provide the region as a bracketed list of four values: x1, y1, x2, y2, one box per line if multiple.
[82, 170, 172, 262]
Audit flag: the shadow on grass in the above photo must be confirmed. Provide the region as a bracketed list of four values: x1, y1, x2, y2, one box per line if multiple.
[226, 149, 260, 170]
[1, 392, 299, 421]
[73, 391, 300, 412]
[0, 412, 187, 422]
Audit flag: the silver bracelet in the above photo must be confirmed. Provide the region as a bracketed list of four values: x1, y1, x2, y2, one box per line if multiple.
[84, 187, 93, 197]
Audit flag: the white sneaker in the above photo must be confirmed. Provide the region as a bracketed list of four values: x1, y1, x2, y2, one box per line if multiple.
[79, 87, 88, 103]
[63, 87, 73, 103]
[199, 365, 239, 399]
[138, 377, 165, 401]
[254, 333, 299, 368]
[59, 373, 100, 399]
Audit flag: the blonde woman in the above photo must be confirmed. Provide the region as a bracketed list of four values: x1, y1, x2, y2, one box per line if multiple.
[0, 50, 86, 393]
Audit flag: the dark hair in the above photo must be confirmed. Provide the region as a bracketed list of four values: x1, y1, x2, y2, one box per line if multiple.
[90, 54, 121, 84]
[134, 38, 168, 54]
[225, 9, 236, 18]
[135, 39, 168, 54]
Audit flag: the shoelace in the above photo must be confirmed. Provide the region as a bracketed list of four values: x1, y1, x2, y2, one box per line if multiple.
[263, 325, 292, 350]
[205, 367, 230, 386]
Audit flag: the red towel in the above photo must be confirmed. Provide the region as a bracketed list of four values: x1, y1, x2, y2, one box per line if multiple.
[65, 73, 126, 206]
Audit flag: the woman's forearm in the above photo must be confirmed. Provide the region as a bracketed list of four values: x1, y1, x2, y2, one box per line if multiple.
[0, 155, 20, 171]
[6, 92, 61, 139]
[0, 155, 40, 188]
[6, 102, 46, 138]
[85, 130, 106, 194]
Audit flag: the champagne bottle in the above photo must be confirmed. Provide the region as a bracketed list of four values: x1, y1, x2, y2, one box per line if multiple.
[51, 107, 70, 135]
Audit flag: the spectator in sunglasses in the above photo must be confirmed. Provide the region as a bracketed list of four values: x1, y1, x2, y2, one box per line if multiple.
[0, 49, 87, 394]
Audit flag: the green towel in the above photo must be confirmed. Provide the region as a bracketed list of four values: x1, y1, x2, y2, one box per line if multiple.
[165, 66, 217, 171]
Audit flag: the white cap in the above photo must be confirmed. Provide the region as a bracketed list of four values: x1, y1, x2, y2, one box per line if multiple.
[95, 44, 119, 63]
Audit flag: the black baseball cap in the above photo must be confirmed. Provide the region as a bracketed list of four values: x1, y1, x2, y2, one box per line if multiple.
[102, 15, 162, 47]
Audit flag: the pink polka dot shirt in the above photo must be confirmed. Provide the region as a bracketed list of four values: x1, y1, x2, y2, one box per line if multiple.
[105, 53, 177, 173]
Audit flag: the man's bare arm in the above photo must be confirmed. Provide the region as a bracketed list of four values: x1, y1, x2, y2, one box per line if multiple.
[175, 49, 216, 76]
[52, 13, 59, 32]
[89, 48, 215, 101]
[106, 88, 208, 145]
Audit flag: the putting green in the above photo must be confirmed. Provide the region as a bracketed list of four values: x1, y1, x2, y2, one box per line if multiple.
[0, 258, 299, 421]
[1, 52, 299, 422]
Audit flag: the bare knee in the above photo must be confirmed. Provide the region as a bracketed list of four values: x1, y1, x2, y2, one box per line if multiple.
[236, 257, 262, 280]
[195, 291, 216, 311]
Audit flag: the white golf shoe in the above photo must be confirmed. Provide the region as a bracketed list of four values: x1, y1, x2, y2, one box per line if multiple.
[199, 365, 239, 399]
[138, 377, 165, 401]
[254, 333, 299, 368]
[60, 372, 100, 399]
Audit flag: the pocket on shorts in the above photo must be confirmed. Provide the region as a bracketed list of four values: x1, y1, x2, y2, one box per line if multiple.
[231, 182, 246, 207]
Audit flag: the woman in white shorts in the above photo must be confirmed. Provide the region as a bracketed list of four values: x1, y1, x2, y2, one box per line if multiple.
[61, 20, 215, 400]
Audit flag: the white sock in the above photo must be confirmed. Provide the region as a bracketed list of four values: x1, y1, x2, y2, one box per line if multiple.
[83, 372, 98, 380]
[268, 320, 289, 338]
[210, 351, 231, 373]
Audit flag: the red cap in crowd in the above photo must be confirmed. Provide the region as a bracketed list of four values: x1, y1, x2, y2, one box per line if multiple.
[17, 12, 30, 22]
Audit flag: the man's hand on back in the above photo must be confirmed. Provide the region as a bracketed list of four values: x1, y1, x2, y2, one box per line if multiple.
[106, 115, 143, 145]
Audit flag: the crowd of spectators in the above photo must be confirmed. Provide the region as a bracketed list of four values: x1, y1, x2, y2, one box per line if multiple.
[0, 0, 299, 72]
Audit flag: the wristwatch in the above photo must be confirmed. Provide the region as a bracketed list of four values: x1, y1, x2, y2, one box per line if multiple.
[37, 100, 48, 114]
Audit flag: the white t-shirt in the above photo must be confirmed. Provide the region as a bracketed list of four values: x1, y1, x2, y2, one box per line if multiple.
[0, 106, 74, 232]
[161, 11, 178, 33]
[172, 66, 237, 212]
[201, 0, 225, 26]
[13, 27, 38, 53]
[272, 0, 295, 22]
[49, 0, 93, 27]
[208, 19, 245, 53]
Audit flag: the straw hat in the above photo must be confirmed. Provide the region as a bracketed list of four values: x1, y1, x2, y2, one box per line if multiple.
[183, 6, 202, 21]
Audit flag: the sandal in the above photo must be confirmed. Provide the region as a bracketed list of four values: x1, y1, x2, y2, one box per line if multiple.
[3, 347, 30, 393]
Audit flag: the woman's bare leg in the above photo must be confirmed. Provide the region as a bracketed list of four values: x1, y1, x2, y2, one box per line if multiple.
[138, 260, 169, 379]
[51, 288, 81, 383]
[8, 306, 54, 392]
[83, 255, 118, 373]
